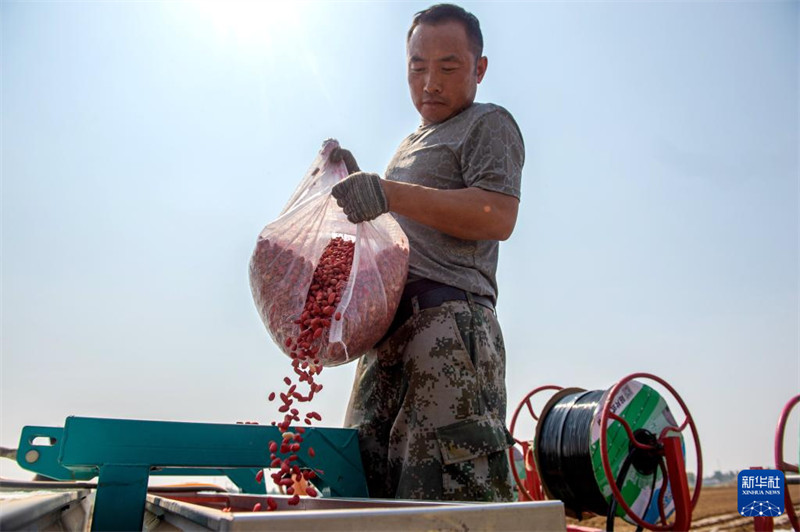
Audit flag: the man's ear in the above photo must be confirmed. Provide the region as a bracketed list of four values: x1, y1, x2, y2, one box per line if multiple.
[476, 56, 488, 83]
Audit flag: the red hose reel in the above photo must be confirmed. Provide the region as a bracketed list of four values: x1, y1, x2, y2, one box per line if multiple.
[508, 373, 702, 531]
[775, 394, 800, 532]
[508, 385, 562, 503]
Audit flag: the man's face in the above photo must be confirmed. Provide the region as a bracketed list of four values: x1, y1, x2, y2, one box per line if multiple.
[407, 21, 487, 126]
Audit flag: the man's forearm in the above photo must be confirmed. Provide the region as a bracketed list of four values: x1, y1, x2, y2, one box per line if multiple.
[382, 180, 519, 241]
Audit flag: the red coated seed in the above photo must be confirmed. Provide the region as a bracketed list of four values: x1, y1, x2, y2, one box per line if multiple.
[306, 486, 318, 497]
[255, 238, 380, 498]
[268, 392, 276, 401]
[267, 497, 277, 511]
[253, 503, 262, 512]
[271, 457, 281, 467]
[252, 236, 400, 365]
[269, 441, 278, 453]
[256, 470, 264, 483]
[308, 447, 315, 458]
[288, 494, 300, 506]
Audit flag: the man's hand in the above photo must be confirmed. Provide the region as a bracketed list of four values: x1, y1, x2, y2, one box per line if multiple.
[331, 172, 389, 224]
[330, 148, 361, 174]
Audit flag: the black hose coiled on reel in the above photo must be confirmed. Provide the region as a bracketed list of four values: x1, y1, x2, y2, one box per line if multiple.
[536, 388, 664, 529]
[537, 389, 610, 517]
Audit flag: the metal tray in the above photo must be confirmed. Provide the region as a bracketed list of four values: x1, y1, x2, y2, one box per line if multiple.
[145, 492, 566, 531]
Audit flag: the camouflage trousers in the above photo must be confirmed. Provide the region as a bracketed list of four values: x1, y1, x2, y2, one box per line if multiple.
[344, 297, 515, 501]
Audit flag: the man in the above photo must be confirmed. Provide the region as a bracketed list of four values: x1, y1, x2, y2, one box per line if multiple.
[331, 3, 524, 502]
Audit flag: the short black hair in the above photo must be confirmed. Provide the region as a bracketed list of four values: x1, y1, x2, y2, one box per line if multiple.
[407, 4, 484, 60]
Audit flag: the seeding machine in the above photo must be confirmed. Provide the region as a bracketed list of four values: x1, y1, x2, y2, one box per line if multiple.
[1, 372, 797, 531]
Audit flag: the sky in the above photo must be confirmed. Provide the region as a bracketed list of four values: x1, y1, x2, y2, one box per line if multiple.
[2, 0, 798, 489]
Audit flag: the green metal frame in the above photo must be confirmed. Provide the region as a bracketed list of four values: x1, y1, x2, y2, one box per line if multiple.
[17, 417, 367, 531]
[17, 424, 266, 494]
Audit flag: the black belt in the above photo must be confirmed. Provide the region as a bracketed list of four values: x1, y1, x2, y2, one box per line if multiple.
[379, 280, 495, 345]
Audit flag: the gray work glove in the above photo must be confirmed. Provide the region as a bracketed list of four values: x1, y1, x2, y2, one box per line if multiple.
[331, 172, 389, 224]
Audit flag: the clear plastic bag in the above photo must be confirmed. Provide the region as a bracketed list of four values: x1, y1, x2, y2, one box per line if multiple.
[249, 139, 409, 366]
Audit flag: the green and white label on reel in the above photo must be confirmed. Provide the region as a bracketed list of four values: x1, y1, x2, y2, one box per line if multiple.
[588, 380, 683, 525]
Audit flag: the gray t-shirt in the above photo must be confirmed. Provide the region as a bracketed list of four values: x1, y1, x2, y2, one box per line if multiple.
[385, 102, 525, 303]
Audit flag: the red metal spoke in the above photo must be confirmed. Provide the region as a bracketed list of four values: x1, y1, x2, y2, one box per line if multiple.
[525, 397, 537, 421]
[608, 412, 659, 452]
[779, 461, 799, 474]
[507, 385, 563, 503]
[657, 417, 691, 442]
